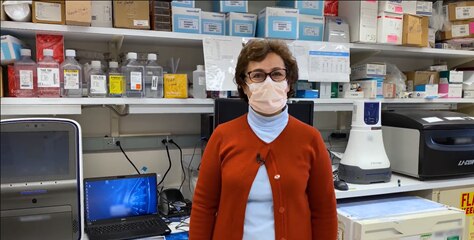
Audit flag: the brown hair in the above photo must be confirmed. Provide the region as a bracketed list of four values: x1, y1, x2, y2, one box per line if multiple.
[234, 39, 298, 102]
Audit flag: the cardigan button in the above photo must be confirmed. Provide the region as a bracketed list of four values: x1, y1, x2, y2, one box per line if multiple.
[279, 207, 285, 213]
[274, 174, 280, 180]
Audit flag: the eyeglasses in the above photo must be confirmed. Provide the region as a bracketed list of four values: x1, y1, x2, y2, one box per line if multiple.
[247, 69, 287, 83]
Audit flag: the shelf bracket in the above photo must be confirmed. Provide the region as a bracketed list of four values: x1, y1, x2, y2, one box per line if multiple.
[109, 35, 125, 60]
[350, 50, 381, 66]
[446, 57, 474, 69]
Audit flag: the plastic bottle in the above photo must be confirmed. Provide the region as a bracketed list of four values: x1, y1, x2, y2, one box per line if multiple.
[37, 49, 60, 97]
[193, 65, 206, 98]
[144, 53, 163, 98]
[88, 61, 107, 97]
[107, 61, 125, 97]
[60, 49, 82, 97]
[12, 49, 37, 97]
[123, 52, 144, 98]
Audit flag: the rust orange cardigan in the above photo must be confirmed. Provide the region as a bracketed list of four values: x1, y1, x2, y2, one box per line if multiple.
[189, 115, 337, 240]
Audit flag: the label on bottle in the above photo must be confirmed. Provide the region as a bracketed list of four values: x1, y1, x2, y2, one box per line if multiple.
[19, 70, 34, 89]
[90, 75, 107, 94]
[109, 75, 124, 94]
[199, 76, 205, 85]
[151, 76, 158, 91]
[130, 71, 142, 90]
[64, 69, 80, 89]
[37, 67, 60, 88]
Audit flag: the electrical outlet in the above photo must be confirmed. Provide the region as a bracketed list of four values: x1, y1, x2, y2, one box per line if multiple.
[104, 137, 118, 146]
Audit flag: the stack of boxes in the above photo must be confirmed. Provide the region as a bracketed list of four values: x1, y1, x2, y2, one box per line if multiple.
[347, 63, 386, 99]
[277, 1, 325, 41]
[339, 1, 378, 43]
[151, 1, 172, 31]
[401, 1, 431, 47]
[256, 7, 299, 40]
[405, 71, 440, 98]
[377, 0, 404, 45]
[441, 1, 474, 40]
[439, 70, 463, 98]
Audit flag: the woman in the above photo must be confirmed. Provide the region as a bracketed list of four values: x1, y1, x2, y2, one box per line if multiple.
[190, 39, 337, 240]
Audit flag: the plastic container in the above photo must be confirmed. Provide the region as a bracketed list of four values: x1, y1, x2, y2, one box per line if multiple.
[88, 61, 107, 97]
[123, 52, 144, 98]
[60, 49, 82, 97]
[3, 1, 31, 22]
[107, 61, 125, 97]
[12, 48, 37, 97]
[37, 49, 60, 97]
[193, 65, 206, 98]
[144, 53, 163, 98]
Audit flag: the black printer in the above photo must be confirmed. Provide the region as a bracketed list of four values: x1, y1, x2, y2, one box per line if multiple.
[382, 110, 474, 179]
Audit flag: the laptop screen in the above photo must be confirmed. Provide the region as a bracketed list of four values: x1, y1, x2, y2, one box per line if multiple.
[84, 174, 158, 223]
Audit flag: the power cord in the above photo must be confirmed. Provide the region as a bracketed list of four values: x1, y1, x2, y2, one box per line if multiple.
[187, 138, 207, 195]
[168, 139, 185, 191]
[116, 141, 141, 175]
[158, 139, 173, 187]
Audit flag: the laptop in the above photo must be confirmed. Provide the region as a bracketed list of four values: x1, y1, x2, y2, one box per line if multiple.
[84, 173, 171, 240]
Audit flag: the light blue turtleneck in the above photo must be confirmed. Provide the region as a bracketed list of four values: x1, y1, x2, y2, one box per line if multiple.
[243, 105, 289, 240]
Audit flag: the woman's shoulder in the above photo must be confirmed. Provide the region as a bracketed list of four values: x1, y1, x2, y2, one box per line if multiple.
[287, 116, 324, 139]
[213, 114, 249, 136]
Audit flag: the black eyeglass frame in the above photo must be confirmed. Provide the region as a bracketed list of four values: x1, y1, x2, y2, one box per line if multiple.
[246, 69, 288, 83]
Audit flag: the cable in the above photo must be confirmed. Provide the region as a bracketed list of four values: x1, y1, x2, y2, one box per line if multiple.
[187, 140, 200, 195]
[196, 138, 208, 171]
[169, 139, 185, 191]
[158, 140, 172, 187]
[116, 141, 140, 175]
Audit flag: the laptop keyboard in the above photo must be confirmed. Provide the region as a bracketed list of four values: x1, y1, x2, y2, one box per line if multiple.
[88, 218, 168, 234]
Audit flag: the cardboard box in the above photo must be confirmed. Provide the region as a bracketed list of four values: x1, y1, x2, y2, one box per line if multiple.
[379, 0, 403, 14]
[298, 14, 324, 41]
[257, 7, 299, 40]
[276, 0, 323, 16]
[172, 7, 201, 34]
[351, 63, 386, 80]
[225, 12, 256, 37]
[91, 0, 112, 27]
[339, 0, 378, 43]
[324, 16, 350, 42]
[352, 78, 384, 99]
[213, 1, 247, 13]
[32, 0, 65, 25]
[441, 20, 474, 40]
[171, 0, 194, 8]
[402, 14, 429, 47]
[65, 1, 91, 26]
[448, 1, 474, 22]
[113, 1, 150, 30]
[377, 12, 403, 45]
[405, 71, 440, 87]
[201, 11, 225, 35]
[439, 83, 463, 98]
[440, 71, 464, 83]
[151, 1, 172, 31]
[164, 74, 188, 98]
[0, 35, 24, 65]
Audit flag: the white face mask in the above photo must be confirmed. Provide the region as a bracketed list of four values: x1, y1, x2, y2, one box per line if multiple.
[247, 76, 288, 115]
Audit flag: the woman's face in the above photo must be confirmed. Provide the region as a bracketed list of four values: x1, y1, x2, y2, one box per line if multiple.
[243, 52, 287, 98]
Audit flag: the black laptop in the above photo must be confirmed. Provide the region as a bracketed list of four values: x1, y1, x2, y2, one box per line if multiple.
[84, 173, 171, 240]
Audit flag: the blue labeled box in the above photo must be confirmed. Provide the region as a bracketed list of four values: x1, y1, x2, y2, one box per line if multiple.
[0, 35, 24, 65]
[172, 7, 201, 34]
[171, 0, 194, 8]
[201, 11, 225, 35]
[299, 14, 324, 41]
[225, 12, 257, 37]
[213, 1, 248, 13]
[257, 7, 299, 40]
[296, 89, 319, 98]
[276, 0, 324, 16]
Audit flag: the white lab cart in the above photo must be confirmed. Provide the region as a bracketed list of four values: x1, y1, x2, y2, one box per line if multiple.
[337, 196, 465, 240]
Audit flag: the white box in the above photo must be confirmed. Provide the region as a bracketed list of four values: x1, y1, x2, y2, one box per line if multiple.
[257, 7, 299, 40]
[377, 12, 403, 44]
[351, 63, 387, 80]
[352, 78, 384, 99]
[428, 28, 436, 47]
[213, 1, 247, 13]
[338, 82, 364, 99]
[416, 1, 433, 16]
[324, 17, 350, 43]
[201, 11, 225, 35]
[298, 14, 324, 41]
[172, 7, 201, 34]
[91, 0, 112, 28]
[337, 196, 465, 240]
[462, 71, 474, 90]
[1, 35, 24, 65]
[415, 84, 439, 98]
[439, 83, 463, 98]
[339, 0, 378, 43]
[464, 90, 474, 98]
[379, 0, 403, 14]
[276, 0, 324, 16]
[171, 0, 194, 8]
[225, 12, 256, 37]
[402, 0, 417, 15]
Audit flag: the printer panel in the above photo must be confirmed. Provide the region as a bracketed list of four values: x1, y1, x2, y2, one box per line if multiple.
[382, 126, 421, 177]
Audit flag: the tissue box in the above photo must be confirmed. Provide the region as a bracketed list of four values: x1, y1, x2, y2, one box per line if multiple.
[113, 1, 150, 29]
[257, 7, 299, 40]
[65, 1, 91, 26]
[91, 0, 112, 27]
[351, 63, 386, 80]
[377, 12, 403, 45]
[225, 12, 256, 37]
[201, 11, 225, 35]
[172, 7, 201, 34]
[0, 35, 24, 65]
[414, 84, 439, 98]
[32, 0, 65, 25]
[171, 0, 194, 8]
[164, 74, 188, 98]
[339, 0, 378, 43]
[439, 83, 462, 98]
[298, 14, 324, 41]
[276, 0, 323, 16]
[213, 1, 247, 13]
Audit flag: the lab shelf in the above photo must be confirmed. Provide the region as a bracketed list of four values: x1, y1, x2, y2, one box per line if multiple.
[1, 98, 473, 115]
[336, 173, 474, 199]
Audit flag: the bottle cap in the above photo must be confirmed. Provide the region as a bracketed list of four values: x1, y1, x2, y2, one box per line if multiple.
[65, 49, 76, 57]
[127, 52, 137, 60]
[147, 53, 157, 61]
[197, 65, 204, 71]
[91, 61, 101, 68]
[109, 61, 118, 68]
[43, 49, 54, 57]
[20, 49, 31, 56]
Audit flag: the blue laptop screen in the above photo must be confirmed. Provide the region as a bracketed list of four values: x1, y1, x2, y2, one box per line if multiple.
[84, 175, 158, 223]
